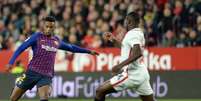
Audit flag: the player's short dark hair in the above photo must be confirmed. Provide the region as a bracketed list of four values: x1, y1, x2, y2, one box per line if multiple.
[127, 12, 140, 25]
[42, 16, 56, 22]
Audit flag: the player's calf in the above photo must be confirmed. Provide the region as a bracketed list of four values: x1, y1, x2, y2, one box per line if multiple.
[94, 80, 117, 101]
[40, 99, 48, 101]
[10, 92, 23, 101]
[140, 94, 156, 101]
[10, 96, 18, 101]
[10, 86, 26, 101]
[95, 86, 106, 101]
[38, 85, 51, 101]
[96, 85, 106, 97]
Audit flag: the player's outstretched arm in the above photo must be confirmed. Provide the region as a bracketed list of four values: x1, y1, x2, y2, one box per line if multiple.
[7, 33, 38, 70]
[111, 44, 142, 75]
[58, 41, 99, 55]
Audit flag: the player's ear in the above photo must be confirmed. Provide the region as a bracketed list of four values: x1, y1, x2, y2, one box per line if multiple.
[127, 19, 133, 26]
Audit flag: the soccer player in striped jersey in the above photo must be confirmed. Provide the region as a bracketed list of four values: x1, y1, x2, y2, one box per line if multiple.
[6, 16, 99, 101]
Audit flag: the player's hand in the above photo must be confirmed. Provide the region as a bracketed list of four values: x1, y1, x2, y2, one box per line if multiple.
[90, 50, 99, 55]
[5, 64, 13, 73]
[103, 32, 114, 42]
[111, 65, 121, 76]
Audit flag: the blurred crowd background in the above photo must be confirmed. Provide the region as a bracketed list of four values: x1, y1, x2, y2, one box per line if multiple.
[0, 0, 201, 51]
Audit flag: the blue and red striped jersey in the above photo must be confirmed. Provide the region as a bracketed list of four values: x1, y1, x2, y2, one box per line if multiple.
[9, 32, 91, 77]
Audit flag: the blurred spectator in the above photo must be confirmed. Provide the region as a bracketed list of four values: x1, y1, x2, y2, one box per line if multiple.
[15, 34, 26, 49]
[68, 33, 80, 45]
[90, 34, 102, 48]
[0, 35, 3, 50]
[100, 22, 111, 34]
[197, 16, 201, 35]
[0, 0, 201, 49]
[82, 29, 94, 47]
[176, 32, 188, 48]
[173, 0, 183, 34]
[0, 20, 8, 39]
[160, 6, 173, 34]
[7, 23, 20, 41]
[2, 36, 15, 51]
[147, 27, 158, 47]
[187, 30, 201, 46]
[162, 30, 177, 47]
[182, 0, 197, 28]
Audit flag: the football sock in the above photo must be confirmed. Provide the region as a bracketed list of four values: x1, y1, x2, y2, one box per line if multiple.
[40, 99, 48, 101]
[94, 97, 105, 101]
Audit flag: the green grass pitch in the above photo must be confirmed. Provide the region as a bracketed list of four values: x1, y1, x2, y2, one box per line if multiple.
[1, 99, 201, 101]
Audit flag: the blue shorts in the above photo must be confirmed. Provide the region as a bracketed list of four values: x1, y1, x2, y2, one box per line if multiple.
[15, 70, 52, 90]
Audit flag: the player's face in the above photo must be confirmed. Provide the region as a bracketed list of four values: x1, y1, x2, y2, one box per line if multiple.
[124, 16, 135, 31]
[44, 21, 55, 36]
[124, 16, 129, 30]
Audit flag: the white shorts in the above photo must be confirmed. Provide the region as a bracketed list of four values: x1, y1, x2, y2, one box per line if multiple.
[110, 68, 153, 96]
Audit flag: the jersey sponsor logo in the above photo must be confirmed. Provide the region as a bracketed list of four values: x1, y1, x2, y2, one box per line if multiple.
[40, 40, 45, 44]
[143, 49, 171, 70]
[40, 40, 45, 42]
[54, 41, 59, 46]
[41, 44, 57, 52]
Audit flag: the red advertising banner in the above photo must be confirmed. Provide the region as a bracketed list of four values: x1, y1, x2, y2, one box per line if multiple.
[147, 47, 201, 71]
[0, 47, 201, 72]
[0, 50, 28, 72]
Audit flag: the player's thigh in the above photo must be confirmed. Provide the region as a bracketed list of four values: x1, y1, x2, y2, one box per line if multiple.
[10, 86, 26, 101]
[16, 71, 39, 90]
[110, 72, 135, 91]
[37, 85, 51, 99]
[37, 76, 52, 99]
[136, 79, 153, 97]
[96, 80, 117, 95]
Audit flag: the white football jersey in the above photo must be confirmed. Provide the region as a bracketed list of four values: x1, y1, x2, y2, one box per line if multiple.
[121, 28, 145, 71]
[110, 28, 153, 95]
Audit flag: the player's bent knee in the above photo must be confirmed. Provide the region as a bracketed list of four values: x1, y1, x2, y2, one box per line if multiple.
[40, 94, 49, 99]
[96, 86, 105, 96]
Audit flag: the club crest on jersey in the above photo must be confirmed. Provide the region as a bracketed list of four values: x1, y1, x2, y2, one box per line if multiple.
[41, 44, 57, 52]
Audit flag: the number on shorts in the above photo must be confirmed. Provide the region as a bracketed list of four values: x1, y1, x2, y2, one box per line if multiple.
[117, 74, 123, 80]
[15, 74, 26, 84]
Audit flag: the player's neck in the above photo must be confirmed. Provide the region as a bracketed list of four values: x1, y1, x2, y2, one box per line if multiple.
[43, 32, 53, 37]
[127, 26, 139, 31]
[127, 25, 139, 31]
[46, 34, 52, 37]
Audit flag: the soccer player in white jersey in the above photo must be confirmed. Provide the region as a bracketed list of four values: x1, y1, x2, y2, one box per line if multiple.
[94, 12, 155, 101]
